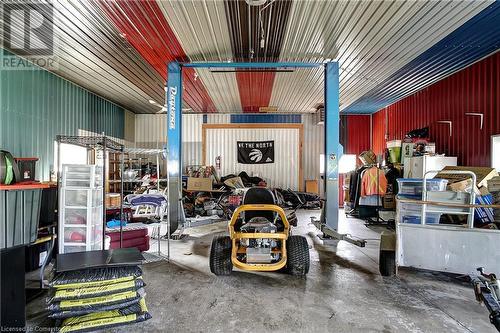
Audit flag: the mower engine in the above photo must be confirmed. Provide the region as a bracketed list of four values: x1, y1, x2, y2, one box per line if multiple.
[240, 217, 279, 264]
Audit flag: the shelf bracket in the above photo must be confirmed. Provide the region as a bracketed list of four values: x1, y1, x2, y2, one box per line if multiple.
[436, 120, 452, 137]
[465, 112, 483, 130]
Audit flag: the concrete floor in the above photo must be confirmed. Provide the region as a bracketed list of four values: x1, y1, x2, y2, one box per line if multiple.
[27, 210, 495, 332]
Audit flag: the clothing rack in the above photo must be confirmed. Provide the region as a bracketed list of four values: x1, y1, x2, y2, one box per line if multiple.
[347, 163, 389, 225]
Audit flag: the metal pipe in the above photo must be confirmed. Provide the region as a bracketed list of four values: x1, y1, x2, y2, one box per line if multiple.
[397, 198, 500, 209]
[156, 154, 160, 192]
[119, 148, 124, 249]
[102, 134, 107, 250]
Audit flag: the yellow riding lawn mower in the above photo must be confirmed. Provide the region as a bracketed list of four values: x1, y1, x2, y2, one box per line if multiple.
[209, 187, 310, 276]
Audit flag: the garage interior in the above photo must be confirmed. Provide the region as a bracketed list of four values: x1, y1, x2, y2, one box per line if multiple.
[1, 0, 500, 332]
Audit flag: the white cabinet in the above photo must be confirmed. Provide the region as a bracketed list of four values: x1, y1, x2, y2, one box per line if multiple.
[403, 156, 457, 178]
[59, 165, 104, 254]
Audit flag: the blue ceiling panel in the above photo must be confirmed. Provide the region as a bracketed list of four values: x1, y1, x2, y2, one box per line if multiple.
[342, 2, 500, 114]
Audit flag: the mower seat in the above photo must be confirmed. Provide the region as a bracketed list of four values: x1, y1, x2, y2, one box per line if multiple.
[242, 187, 276, 223]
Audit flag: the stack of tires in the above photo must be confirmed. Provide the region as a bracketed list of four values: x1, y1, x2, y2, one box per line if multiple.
[47, 266, 151, 332]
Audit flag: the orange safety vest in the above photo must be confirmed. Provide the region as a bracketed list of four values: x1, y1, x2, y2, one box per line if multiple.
[361, 166, 387, 197]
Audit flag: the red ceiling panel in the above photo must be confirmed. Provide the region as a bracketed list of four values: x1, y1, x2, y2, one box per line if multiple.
[371, 52, 499, 166]
[223, 0, 292, 112]
[236, 72, 276, 113]
[97, 0, 216, 112]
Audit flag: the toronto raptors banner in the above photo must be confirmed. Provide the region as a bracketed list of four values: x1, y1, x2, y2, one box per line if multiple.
[237, 141, 274, 164]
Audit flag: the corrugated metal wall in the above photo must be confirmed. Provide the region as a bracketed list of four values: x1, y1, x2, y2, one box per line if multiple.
[205, 127, 301, 189]
[134, 113, 371, 198]
[134, 113, 324, 189]
[230, 114, 302, 123]
[134, 114, 167, 148]
[182, 115, 203, 166]
[205, 114, 231, 124]
[0, 51, 125, 181]
[372, 110, 387, 155]
[302, 114, 323, 183]
[134, 114, 203, 166]
[371, 52, 500, 166]
[345, 115, 372, 155]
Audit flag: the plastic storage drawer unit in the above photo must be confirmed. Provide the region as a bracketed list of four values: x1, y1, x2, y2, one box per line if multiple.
[398, 202, 442, 225]
[401, 215, 441, 225]
[396, 178, 448, 199]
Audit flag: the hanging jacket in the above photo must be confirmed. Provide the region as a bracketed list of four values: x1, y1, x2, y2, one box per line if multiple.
[361, 166, 388, 197]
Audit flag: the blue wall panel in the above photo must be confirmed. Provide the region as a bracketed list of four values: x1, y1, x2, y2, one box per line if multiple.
[230, 114, 301, 123]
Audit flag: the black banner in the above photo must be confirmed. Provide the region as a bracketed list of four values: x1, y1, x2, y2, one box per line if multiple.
[237, 141, 274, 164]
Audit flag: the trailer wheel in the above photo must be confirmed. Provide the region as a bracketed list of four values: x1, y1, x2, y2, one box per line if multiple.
[286, 235, 310, 276]
[379, 250, 396, 276]
[209, 235, 233, 276]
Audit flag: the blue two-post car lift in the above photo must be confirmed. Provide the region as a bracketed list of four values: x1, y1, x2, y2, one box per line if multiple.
[165, 61, 365, 247]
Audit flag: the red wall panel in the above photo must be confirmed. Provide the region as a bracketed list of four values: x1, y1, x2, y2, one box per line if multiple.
[371, 52, 499, 166]
[339, 115, 371, 207]
[372, 109, 386, 155]
[345, 115, 371, 155]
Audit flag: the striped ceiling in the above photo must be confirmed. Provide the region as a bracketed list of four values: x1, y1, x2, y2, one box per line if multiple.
[1, 0, 498, 114]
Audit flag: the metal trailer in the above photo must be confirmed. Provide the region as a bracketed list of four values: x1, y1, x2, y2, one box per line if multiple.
[390, 170, 500, 276]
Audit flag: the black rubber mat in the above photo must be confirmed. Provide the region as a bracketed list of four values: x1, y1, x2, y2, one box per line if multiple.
[56, 248, 144, 273]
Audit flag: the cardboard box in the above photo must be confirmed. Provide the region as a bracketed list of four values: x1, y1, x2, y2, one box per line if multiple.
[437, 166, 498, 188]
[383, 194, 396, 210]
[343, 189, 350, 203]
[305, 180, 319, 194]
[186, 177, 212, 191]
[487, 176, 500, 192]
[105, 193, 121, 207]
[359, 150, 376, 165]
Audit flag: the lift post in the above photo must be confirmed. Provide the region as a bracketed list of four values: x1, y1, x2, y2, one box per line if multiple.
[166, 62, 183, 232]
[323, 62, 341, 231]
[166, 61, 363, 247]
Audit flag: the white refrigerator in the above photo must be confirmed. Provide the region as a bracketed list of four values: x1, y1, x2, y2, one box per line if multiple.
[403, 156, 458, 178]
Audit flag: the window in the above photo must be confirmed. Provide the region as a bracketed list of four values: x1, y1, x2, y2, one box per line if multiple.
[492, 135, 500, 172]
[54, 142, 87, 175]
[319, 154, 357, 174]
[339, 154, 357, 173]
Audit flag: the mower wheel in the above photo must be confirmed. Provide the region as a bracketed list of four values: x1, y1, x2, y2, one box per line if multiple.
[286, 235, 310, 276]
[209, 235, 233, 276]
